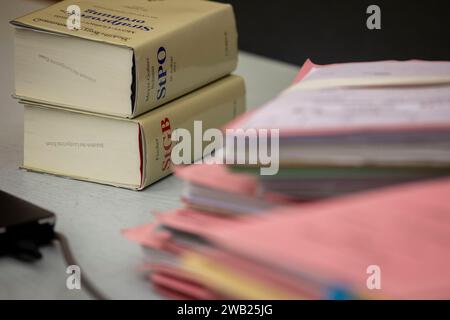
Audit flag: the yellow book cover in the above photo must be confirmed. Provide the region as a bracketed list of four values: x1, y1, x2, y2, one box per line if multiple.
[22, 75, 246, 190]
[12, 0, 238, 118]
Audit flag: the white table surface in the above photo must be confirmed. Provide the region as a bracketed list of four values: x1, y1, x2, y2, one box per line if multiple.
[0, 0, 299, 299]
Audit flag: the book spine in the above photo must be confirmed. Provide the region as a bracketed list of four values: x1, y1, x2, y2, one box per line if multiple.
[138, 75, 245, 189]
[133, 5, 238, 117]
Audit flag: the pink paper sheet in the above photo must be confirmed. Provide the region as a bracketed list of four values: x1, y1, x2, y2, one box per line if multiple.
[207, 178, 450, 299]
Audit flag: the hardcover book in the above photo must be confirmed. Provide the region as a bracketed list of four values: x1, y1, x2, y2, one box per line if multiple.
[22, 75, 245, 190]
[12, 0, 238, 118]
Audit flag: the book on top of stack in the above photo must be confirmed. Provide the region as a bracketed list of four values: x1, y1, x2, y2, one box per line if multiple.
[11, 0, 245, 189]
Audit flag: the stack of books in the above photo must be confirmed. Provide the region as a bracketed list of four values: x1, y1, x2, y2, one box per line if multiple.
[12, 0, 245, 189]
[124, 59, 450, 299]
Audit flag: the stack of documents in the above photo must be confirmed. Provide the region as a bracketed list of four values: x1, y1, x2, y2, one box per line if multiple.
[175, 163, 290, 215]
[124, 59, 450, 299]
[227, 59, 450, 199]
[124, 178, 450, 299]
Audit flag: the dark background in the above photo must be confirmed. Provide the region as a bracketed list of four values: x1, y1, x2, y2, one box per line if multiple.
[216, 0, 450, 65]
